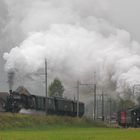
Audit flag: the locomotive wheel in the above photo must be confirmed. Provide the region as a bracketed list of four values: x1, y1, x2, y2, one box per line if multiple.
[12, 102, 21, 113]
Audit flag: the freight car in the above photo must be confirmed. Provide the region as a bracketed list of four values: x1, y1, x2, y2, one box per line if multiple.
[4, 90, 84, 117]
[117, 106, 140, 127]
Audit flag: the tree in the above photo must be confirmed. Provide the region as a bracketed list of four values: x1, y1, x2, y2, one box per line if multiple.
[118, 99, 135, 110]
[48, 78, 64, 97]
[137, 96, 140, 105]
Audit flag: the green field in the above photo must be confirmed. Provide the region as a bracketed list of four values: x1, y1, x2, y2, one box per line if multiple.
[0, 113, 140, 140]
[0, 127, 140, 140]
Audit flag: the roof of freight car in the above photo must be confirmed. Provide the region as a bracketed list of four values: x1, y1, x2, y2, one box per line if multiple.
[15, 86, 31, 96]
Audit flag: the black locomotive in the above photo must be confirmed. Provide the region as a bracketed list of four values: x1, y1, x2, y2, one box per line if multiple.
[4, 90, 84, 117]
[117, 106, 140, 127]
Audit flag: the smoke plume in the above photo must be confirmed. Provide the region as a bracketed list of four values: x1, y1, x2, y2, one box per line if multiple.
[7, 71, 15, 90]
[3, 0, 140, 98]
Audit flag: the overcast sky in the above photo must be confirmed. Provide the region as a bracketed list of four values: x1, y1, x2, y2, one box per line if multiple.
[108, 0, 140, 42]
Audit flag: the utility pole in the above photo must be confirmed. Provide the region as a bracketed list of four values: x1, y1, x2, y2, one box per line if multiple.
[101, 90, 104, 121]
[96, 96, 98, 119]
[77, 81, 80, 117]
[93, 72, 97, 120]
[45, 59, 48, 115]
[93, 83, 96, 120]
[109, 98, 112, 124]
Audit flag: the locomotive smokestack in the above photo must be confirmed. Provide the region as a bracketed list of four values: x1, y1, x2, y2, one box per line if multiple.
[9, 90, 12, 95]
[7, 71, 15, 92]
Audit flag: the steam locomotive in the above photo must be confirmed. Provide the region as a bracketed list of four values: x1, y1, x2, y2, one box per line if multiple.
[3, 89, 85, 117]
[117, 106, 140, 127]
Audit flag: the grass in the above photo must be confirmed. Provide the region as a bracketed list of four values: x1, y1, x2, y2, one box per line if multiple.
[0, 113, 140, 140]
[0, 113, 105, 129]
[0, 127, 140, 140]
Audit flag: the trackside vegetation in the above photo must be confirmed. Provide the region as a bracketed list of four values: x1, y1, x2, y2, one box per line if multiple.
[0, 113, 140, 140]
[0, 113, 105, 129]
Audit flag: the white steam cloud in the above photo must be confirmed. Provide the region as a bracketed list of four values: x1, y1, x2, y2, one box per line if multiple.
[3, 0, 140, 98]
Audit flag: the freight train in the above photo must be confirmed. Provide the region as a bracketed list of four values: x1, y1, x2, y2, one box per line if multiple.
[3, 89, 84, 117]
[117, 106, 140, 127]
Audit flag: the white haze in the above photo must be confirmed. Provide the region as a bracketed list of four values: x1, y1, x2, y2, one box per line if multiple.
[3, 0, 140, 98]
